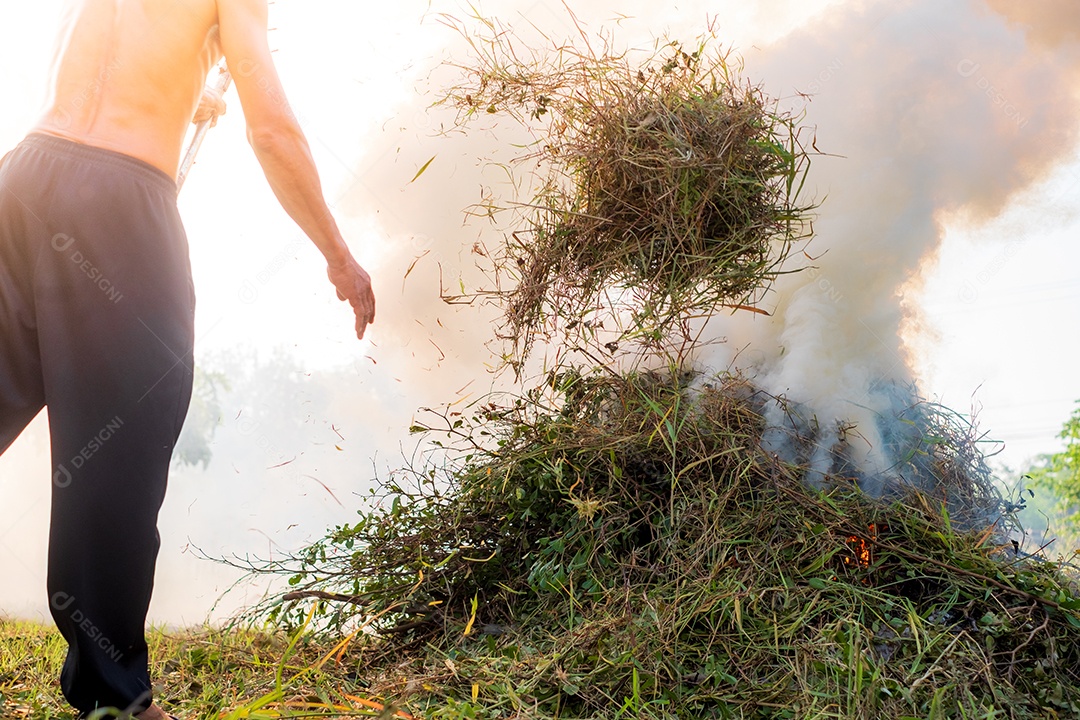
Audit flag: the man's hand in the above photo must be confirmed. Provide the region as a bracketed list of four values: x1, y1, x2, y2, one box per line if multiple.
[327, 256, 376, 340]
[192, 86, 227, 126]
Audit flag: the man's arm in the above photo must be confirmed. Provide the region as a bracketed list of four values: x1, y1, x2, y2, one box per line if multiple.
[217, 0, 375, 339]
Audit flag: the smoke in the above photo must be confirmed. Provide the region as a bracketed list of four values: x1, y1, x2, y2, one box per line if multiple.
[695, 0, 1080, 493]
[985, 0, 1080, 47]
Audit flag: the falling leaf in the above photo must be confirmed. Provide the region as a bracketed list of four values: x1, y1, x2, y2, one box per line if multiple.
[409, 155, 437, 183]
[304, 475, 344, 507]
[403, 250, 430, 289]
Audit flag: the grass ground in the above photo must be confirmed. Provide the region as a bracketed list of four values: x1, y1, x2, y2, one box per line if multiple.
[0, 619, 409, 720]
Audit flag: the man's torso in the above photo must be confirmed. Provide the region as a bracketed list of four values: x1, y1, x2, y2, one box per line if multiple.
[34, 0, 224, 178]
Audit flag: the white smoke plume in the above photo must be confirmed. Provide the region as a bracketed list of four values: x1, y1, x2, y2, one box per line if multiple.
[986, 0, 1080, 47]
[690, 0, 1080, 496]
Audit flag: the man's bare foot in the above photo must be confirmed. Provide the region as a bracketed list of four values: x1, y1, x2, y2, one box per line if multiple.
[134, 704, 176, 720]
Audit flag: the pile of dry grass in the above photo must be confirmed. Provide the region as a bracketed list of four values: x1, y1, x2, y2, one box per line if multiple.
[443, 21, 814, 363]
[241, 370, 1080, 719]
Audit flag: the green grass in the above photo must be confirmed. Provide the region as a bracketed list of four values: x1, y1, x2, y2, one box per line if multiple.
[0, 619, 411, 720]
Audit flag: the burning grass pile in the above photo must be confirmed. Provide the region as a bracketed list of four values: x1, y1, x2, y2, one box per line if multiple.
[443, 23, 814, 361]
[250, 371, 1080, 719]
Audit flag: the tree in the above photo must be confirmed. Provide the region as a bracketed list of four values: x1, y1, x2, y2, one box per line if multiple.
[1026, 401, 1080, 544]
[174, 367, 229, 469]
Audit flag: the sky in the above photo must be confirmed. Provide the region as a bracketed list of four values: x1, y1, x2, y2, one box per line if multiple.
[1, 0, 1079, 624]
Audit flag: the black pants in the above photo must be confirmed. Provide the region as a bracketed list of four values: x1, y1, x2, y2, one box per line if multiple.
[0, 134, 194, 716]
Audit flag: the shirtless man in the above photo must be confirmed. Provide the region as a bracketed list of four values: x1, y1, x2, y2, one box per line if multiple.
[0, 1, 375, 718]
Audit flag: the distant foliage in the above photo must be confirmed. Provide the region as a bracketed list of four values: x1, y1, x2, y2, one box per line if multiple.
[1026, 401, 1080, 539]
[174, 368, 228, 470]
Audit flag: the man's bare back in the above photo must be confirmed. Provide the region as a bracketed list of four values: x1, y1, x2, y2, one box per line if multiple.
[34, 0, 376, 340]
[36, 0, 223, 178]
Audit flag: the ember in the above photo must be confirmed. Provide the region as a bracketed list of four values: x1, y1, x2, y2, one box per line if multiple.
[845, 523, 877, 569]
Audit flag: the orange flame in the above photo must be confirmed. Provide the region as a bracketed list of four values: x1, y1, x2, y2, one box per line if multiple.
[844, 523, 877, 569]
